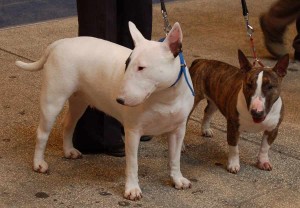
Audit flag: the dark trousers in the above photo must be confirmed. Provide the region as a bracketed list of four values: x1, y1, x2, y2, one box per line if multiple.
[294, 17, 300, 59]
[73, 0, 152, 152]
[265, 0, 300, 58]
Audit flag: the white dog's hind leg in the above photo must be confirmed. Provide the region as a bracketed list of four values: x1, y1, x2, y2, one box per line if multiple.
[123, 129, 142, 201]
[168, 122, 191, 189]
[63, 94, 88, 159]
[34, 91, 67, 173]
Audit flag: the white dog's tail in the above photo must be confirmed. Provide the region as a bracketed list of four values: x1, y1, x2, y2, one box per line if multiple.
[15, 57, 46, 71]
[15, 39, 62, 71]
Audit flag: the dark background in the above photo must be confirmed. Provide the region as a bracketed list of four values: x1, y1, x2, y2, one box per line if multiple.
[0, 0, 173, 28]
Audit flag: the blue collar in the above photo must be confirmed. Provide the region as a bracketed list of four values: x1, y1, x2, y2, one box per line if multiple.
[170, 52, 195, 96]
[158, 38, 195, 96]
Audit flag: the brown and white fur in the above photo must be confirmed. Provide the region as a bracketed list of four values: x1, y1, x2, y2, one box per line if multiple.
[189, 50, 289, 173]
[15, 22, 194, 200]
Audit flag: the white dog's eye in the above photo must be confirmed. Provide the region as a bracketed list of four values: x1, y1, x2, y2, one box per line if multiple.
[138, 66, 145, 71]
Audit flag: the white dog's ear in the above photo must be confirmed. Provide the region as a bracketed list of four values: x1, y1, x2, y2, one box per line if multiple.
[163, 22, 183, 57]
[129, 21, 145, 46]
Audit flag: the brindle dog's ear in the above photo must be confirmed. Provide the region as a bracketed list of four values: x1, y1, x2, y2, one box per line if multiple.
[238, 49, 252, 73]
[273, 54, 289, 77]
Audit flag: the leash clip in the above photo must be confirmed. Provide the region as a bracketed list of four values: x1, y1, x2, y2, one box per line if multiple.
[243, 14, 254, 37]
[246, 22, 254, 37]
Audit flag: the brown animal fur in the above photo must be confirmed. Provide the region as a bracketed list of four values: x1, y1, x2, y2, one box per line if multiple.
[188, 50, 289, 173]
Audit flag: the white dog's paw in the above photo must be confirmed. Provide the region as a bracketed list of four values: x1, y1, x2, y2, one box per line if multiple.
[64, 148, 82, 159]
[201, 128, 213, 137]
[33, 160, 49, 173]
[173, 177, 192, 189]
[227, 162, 240, 174]
[124, 186, 142, 201]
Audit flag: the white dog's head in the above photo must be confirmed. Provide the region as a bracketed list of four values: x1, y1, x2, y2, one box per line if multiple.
[116, 21, 183, 107]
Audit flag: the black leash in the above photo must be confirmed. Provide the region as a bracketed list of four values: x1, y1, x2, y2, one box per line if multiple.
[160, 0, 172, 36]
[241, 0, 264, 67]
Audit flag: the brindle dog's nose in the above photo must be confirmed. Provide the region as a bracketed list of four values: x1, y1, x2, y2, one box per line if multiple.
[116, 98, 125, 105]
[251, 109, 264, 118]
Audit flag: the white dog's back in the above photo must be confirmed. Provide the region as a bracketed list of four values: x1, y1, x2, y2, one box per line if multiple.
[16, 37, 132, 121]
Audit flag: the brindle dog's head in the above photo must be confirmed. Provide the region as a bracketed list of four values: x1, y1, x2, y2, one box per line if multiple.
[238, 49, 289, 123]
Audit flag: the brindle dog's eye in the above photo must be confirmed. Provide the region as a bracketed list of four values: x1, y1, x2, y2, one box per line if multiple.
[266, 84, 274, 90]
[246, 82, 253, 89]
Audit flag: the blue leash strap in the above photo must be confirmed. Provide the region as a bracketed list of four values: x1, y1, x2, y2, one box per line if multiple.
[181, 54, 195, 96]
[158, 37, 195, 96]
[170, 52, 195, 96]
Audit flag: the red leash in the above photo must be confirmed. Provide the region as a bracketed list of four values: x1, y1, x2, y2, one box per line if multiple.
[241, 0, 264, 67]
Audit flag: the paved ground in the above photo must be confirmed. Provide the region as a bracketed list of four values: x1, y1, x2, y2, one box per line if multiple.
[1, 0, 299, 207]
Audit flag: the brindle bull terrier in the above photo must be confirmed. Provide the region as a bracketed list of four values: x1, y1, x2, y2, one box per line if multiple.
[189, 50, 289, 173]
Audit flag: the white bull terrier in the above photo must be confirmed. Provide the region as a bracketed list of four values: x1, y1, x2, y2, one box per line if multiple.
[16, 22, 194, 200]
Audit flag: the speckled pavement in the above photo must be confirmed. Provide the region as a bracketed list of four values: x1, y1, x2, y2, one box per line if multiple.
[1, 0, 299, 207]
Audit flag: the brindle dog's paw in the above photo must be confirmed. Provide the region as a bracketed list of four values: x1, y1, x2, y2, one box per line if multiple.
[124, 187, 142, 201]
[257, 161, 273, 171]
[227, 163, 240, 174]
[202, 128, 213, 137]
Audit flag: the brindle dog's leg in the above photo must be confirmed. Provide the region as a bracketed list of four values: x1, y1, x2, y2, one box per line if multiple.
[257, 129, 278, 171]
[226, 121, 241, 174]
[201, 99, 218, 137]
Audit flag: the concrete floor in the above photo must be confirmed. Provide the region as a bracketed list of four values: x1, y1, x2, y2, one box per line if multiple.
[1, 0, 299, 207]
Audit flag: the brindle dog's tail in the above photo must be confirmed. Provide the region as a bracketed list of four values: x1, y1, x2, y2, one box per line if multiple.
[188, 59, 208, 121]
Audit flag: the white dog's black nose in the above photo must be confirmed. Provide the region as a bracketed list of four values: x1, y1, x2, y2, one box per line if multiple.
[116, 98, 125, 105]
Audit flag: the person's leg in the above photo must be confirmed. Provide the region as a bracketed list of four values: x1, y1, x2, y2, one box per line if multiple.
[76, 0, 117, 40]
[117, 0, 152, 49]
[116, 0, 153, 141]
[293, 16, 300, 61]
[260, 0, 300, 58]
[74, 0, 124, 156]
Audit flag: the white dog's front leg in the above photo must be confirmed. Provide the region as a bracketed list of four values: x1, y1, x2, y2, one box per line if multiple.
[124, 129, 142, 201]
[168, 123, 191, 189]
